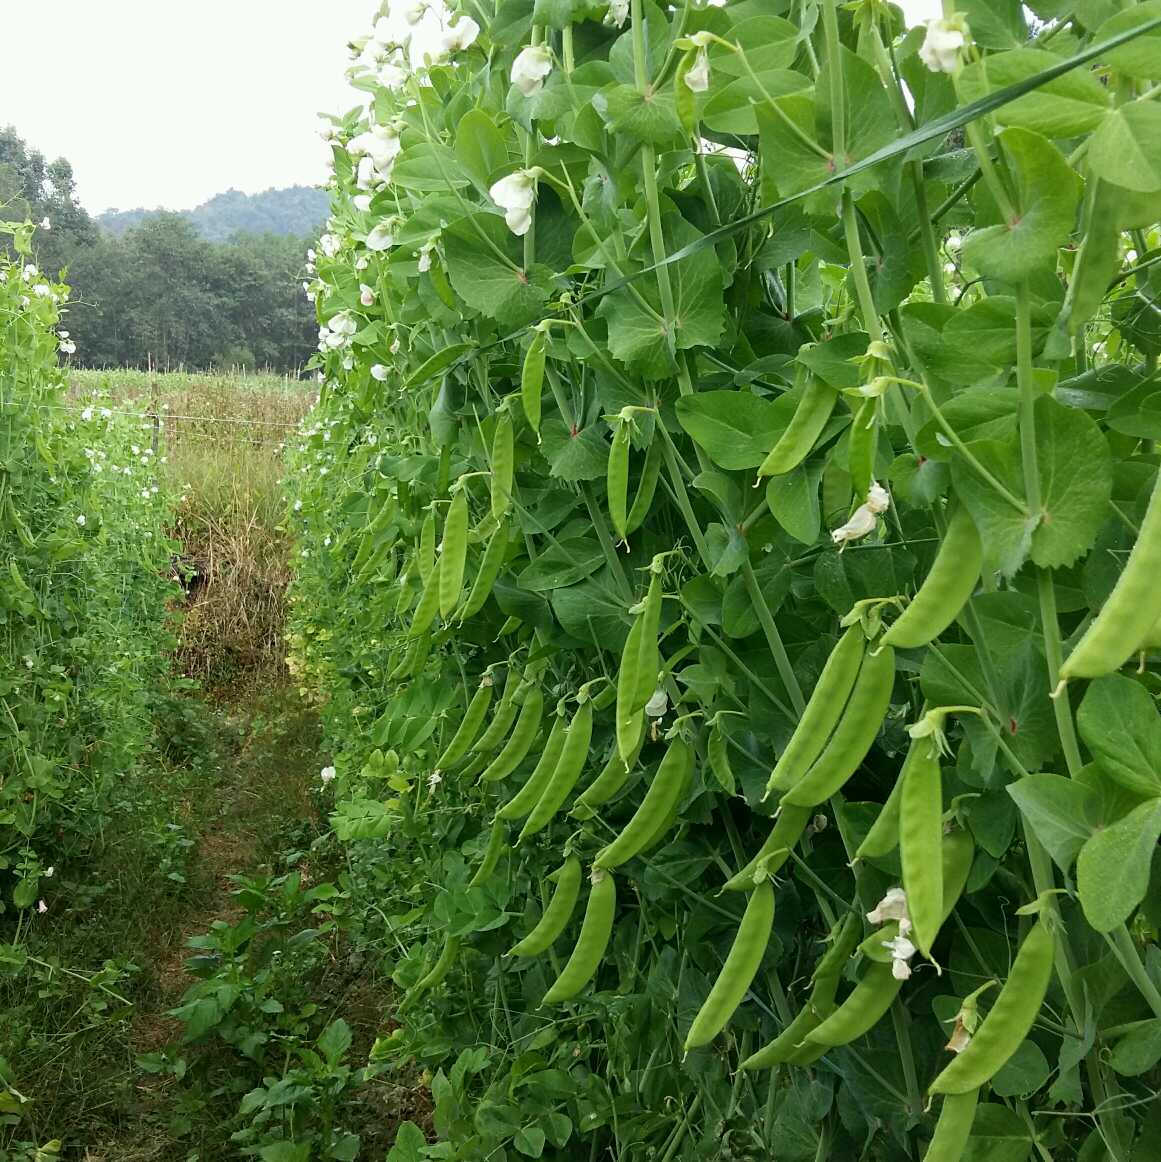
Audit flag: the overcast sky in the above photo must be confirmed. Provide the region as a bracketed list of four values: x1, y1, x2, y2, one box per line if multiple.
[1, 0, 942, 216]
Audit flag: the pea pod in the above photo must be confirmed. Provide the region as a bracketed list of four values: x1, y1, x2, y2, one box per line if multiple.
[439, 491, 469, 618]
[782, 645, 895, 808]
[740, 914, 861, 1070]
[764, 626, 864, 799]
[542, 868, 616, 1003]
[407, 560, 441, 637]
[921, 1089, 979, 1162]
[847, 397, 877, 498]
[757, 378, 838, 477]
[389, 631, 430, 681]
[928, 919, 1054, 1095]
[490, 409, 514, 520]
[882, 507, 982, 649]
[802, 959, 902, 1049]
[407, 932, 461, 1002]
[625, 437, 662, 535]
[635, 753, 693, 855]
[1060, 470, 1161, 681]
[707, 724, 735, 795]
[594, 737, 692, 869]
[721, 801, 812, 891]
[459, 519, 509, 621]
[472, 672, 524, 756]
[468, 818, 506, 887]
[518, 699, 593, 842]
[616, 573, 662, 762]
[684, 879, 775, 1051]
[498, 713, 567, 820]
[608, 418, 631, 542]
[521, 331, 546, 433]
[900, 735, 944, 958]
[479, 687, 544, 783]
[507, 855, 581, 957]
[853, 740, 914, 861]
[418, 509, 436, 583]
[435, 678, 494, 770]
[1061, 178, 1123, 340]
[572, 736, 643, 819]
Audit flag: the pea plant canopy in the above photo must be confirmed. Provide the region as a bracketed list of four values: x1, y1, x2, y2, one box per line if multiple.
[280, 0, 1161, 1157]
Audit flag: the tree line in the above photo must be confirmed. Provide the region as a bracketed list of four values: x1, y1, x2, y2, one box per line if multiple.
[1, 126, 318, 373]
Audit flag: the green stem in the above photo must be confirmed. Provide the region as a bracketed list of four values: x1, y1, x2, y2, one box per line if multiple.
[742, 561, 805, 715]
[890, 1000, 924, 1125]
[1107, 927, 1161, 1019]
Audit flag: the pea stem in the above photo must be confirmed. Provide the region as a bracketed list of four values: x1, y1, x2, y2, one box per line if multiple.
[742, 561, 806, 715]
[1105, 927, 1161, 1020]
[889, 999, 924, 1125]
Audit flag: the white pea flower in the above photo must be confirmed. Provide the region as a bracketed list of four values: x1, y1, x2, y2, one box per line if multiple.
[684, 47, 710, 93]
[866, 482, 890, 514]
[831, 504, 878, 546]
[489, 169, 537, 237]
[441, 15, 480, 54]
[353, 194, 372, 212]
[355, 255, 370, 271]
[605, 0, 629, 27]
[919, 18, 968, 74]
[378, 60, 408, 88]
[320, 765, 337, 784]
[37, 899, 48, 914]
[867, 887, 912, 935]
[857, 376, 891, 399]
[884, 934, 917, 980]
[45, 867, 54, 878]
[40, 216, 51, 230]
[946, 234, 962, 251]
[644, 689, 668, 718]
[306, 247, 316, 262]
[511, 44, 553, 97]
[76, 514, 86, 526]
[360, 283, 375, 306]
[399, 0, 427, 25]
[417, 236, 438, 272]
[319, 232, 341, 258]
[330, 311, 358, 338]
[946, 1018, 972, 1053]
[81, 406, 93, 421]
[366, 219, 397, 251]
[293, 499, 303, 512]
[390, 337, 401, 355]
[371, 363, 390, 381]
[428, 770, 443, 791]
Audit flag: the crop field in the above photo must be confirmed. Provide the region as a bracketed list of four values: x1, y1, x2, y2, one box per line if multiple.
[4, 2, 1161, 1161]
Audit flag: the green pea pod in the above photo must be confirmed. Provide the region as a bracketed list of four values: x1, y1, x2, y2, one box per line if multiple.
[594, 737, 693, 869]
[882, 507, 982, 649]
[616, 574, 661, 762]
[635, 752, 693, 855]
[782, 645, 895, 808]
[490, 409, 514, 520]
[853, 739, 918, 861]
[803, 960, 902, 1049]
[435, 679, 494, 770]
[458, 518, 509, 622]
[389, 631, 431, 681]
[479, 687, 544, 782]
[439, 491, 469, 618]
[472, 673, 524, 756]
[507, 855, 582, 957]
[901, 736, 944, 959]
[757, 378, 838, 477]
[572, 736, 643, 819]
[608, 419, 631, 543]
[921, 1089, 979, 1162]
[394, 561, 417, 620]
[468, 818, 506, 887]
[518, 699, 593, 842]
[721, 802, 812, 891]
[521, 332, 546, 433]
[1138, 608, 1161, 652]
[497, 712, 567, 820]
[764, 626, 864, 799]
[1061, 469, 1161, 681]
[847, 397, 877, 499]
[707, 724, 735, 795]
[1062, 179, 1122, 339]
[407, 561, 442, 637]
[418, 509, 436, 583]
[684, 879, 775, 1051]
[407, 933, 461, 1002]
[928, 920, 1054, 1095]
[352, 496, 395, 570]
[625, 437, 662, 535]
[542, 868, 616, 1003]
[740, 914, 861, 1070]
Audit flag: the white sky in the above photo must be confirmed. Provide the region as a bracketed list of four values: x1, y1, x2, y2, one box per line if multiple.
[1, 0, 942, 216]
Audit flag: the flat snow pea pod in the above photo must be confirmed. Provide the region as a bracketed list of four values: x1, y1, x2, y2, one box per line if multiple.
[435, 678, 494, 770]
[1060, 470, 1161, 680]
[407, 560, 442, 637]
[507, 855, 582, 957]
[542, 867, 616, 1003]
[740, 914, 861, 1070]
[418, 509, 437, 583]
[616, 574, 662, 761]
[608, 419, 631, 543]
[468, 818, 506, 887]
[595, 737, 693, 869]
[635, 751, 694, 855]
[900, 736, 944, 958]
[458, 519, 510, 621]
[479, 687, 544, 782]
[572, 735, 644, 819]
[407, 933, 461, 1002]
[757, 378, 838, 477]
[471, 673, 524, 756]
[847, 397, 877, 499]
[389, 631, 431, 681]
[521, 331, 546, 433]
[921, 1089, 979, 1162]
[782, 645, 896, 808]
[497, 713, 567, 820]
[490, 409, 514, 520]
[438, 490, 469, 619]
[928, 919, 1054, 1095]
[684, 879, 776, 1051]
[722, 802, 812, 891]
[625, 436, 662, 535]
[518, 699, 593, 842]
[803, 960, 902, 1048]
[854, 734, 926, 861]
[882, 507, 982, 649]
[707, 724, 735, 795]
[765, 626, 865, 799]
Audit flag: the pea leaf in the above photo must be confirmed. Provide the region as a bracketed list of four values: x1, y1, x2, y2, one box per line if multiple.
[961, 1103, 1032, 1162]
[444, 217, 553, 327]
[1088, 102, 1161, 193]
[675, 391, 787, 470]
[539, 419, 610, 481]
[1076, 798, 1161, 932]
[961, 129, 1080, 283]
[1109, 1019, 1161, 1076]
[386, 1122, 427, 1162]
[990, 1040, 1050, 1097]
[1076, 675, 1161, 799]
[517, 538, 605, 591]
[1007, 773, 1099, 871]
[1094, 0, 1161, 80]
[957, 0, 1028, 48]
[766, 463, 822, 545]
[593, 84, 683, 147]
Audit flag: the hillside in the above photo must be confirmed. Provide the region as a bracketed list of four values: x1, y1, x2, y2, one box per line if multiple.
[98, 184, 329, 241]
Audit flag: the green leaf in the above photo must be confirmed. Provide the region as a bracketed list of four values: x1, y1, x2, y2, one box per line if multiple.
[406, 343, 474, 388]
[386, 1122, 427, 1162]
[702, 69, 810, 135]
[514, 1125, 547, 1157]
[675, 391, 787, 470]
[957, 0, 1028, 48]
[990, 1040, 1050, 1097]
[317, 1017, 352, 1066]
[766, 463, 822, 545]
[455, 110, 510, 189]
[391, 143, 471, 192]
[539, 419, 610, 481]
[961, 1103, 1033, 1162]
[593, 84, 683, 146]
[444, 216, 553, 327]
[1088, 101, 1161, 193]
[961, 129, 1080, 283]
[1077, 675, 1161, 799]
[259, 1144, 312, 1162]
[1076, 798, 1161, 931]
[517, 537, 604, 591]
[1007, 774, 1099, 871]
[1095, 0, 1161, 79]
[1109, 1019, 1161, 1076]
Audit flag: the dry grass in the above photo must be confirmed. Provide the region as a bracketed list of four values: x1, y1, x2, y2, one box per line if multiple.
[71, 368, 316, 685]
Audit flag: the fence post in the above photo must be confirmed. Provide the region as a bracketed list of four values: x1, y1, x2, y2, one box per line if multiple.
[149, 352, 160, 455]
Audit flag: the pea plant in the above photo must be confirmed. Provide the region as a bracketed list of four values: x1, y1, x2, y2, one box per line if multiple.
[288, 0, 1161, 1157]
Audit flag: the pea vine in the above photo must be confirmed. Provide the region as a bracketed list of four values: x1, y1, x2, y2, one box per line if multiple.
[288, 1, 1161, 1158]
